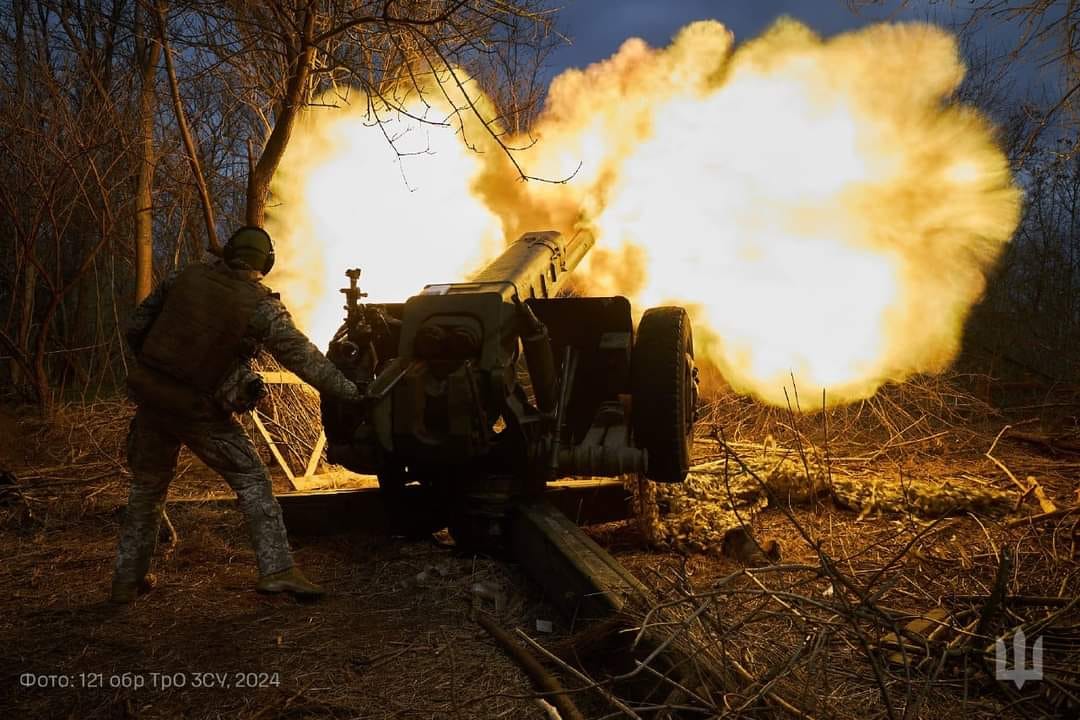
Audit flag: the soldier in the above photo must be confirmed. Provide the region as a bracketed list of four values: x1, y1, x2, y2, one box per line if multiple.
[111, 226, 360, 603]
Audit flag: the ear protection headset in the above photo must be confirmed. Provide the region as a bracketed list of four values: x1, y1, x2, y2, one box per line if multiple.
[224, 226, 276, 274]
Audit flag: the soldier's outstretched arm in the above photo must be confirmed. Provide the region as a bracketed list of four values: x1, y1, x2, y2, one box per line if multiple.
[126, 270, 181, 354]
[256, 296, 360, 400]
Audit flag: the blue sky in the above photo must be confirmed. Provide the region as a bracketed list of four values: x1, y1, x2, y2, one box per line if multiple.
[549, 0, 882, 71]
[543, 1, 1052, 97]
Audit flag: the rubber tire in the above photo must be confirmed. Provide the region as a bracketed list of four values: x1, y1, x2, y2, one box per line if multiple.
[632, 307, 696, 484]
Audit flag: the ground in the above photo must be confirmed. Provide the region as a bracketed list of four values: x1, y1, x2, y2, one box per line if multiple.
[0, 388, 1077, 719]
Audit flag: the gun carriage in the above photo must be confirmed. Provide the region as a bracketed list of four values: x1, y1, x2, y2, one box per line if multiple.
[321, 230, 698, 562]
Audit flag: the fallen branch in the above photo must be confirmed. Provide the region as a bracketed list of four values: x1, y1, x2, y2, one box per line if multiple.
[546, 616, 628, 665]
[1027, 475, 1059, 514]
[1006, 505, 1080, 527]
[515, 627, 641, 720]
[1010, 431, 1080, 455]
[987, 427, 1057, 512]
[986, 425, 1029, 493]
[952, 594, 1078, 607]
[976, 547, 1012, 636]
[475, 613, 585, 720]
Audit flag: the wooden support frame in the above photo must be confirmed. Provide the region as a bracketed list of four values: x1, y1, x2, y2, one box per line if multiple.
[251, 411, 296, 486]
[254, 370, 328, 490]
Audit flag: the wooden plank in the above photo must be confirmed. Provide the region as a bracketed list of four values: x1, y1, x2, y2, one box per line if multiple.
[251, 411, 296, 488]
[284, 487, 392, 535]
[509, 500, 647, 619]
[303, 431, 326, 478]
[257, 370, 317, 396]
[252, 372, 319, 484]
[258, 371, 307, 385]
[289, 475, 330, 491]
[169, 478, 630, 537]
[259, 371, 319, 399]
[284, 471, 375, 493]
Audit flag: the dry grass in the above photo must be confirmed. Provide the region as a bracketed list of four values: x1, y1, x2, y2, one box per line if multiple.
[0, 472, 568, 719]
[1, 372, 1078, 719]
[574, 373, 1080, 719]
[595, 484, 1080, 718]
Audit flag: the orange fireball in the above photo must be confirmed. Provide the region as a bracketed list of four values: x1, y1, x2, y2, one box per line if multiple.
[268, 18, 1021, 408]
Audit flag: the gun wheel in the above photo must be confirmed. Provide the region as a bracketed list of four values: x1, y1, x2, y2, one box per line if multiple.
[632, 306, 697, 484]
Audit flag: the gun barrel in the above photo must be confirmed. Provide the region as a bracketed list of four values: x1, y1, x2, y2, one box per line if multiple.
[472, 230, 594, 301]
[563, 230, 593, 276]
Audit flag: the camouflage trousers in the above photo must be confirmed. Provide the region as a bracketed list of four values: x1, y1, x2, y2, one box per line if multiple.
[112, 407, 293, 586]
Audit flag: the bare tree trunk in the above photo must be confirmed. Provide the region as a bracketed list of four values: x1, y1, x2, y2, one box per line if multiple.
[10, 0, 30, 388]
[14, 263, 36, 389]
[245, 6, 315, 227]
[134, 3, 161, 304]
[157, 0, 220, 254]
[0, 328, 37, 400]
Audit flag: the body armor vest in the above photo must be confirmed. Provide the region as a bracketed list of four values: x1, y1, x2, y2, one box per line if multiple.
[138, 263, 266, 395]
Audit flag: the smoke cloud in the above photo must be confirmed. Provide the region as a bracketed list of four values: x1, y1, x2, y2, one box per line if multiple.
[269, 18, 1022, 407]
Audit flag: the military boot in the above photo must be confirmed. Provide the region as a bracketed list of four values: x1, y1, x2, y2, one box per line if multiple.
[110, 573, 156, 604]
[256, 566, 326, 598]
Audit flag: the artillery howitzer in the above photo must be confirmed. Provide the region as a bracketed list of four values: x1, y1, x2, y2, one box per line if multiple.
[321, 230, 699, 615]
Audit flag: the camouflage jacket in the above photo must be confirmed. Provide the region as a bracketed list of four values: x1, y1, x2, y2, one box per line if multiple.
[127, 260, 359, 402]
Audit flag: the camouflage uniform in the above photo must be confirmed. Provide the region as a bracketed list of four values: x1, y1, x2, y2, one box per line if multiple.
[113, 260, 358, 588]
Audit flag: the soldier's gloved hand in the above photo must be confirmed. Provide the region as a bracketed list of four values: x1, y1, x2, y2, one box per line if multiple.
[245, 375, 268, 404]
[325, 381, 366, 407]
[320, 383, 368, 444]
[345, 381, 368, 405]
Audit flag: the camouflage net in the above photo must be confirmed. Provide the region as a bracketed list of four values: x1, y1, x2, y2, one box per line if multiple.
[628, 445, 1016, 554]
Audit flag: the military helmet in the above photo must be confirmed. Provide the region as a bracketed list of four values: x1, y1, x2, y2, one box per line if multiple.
[224, 226, 275, 274]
